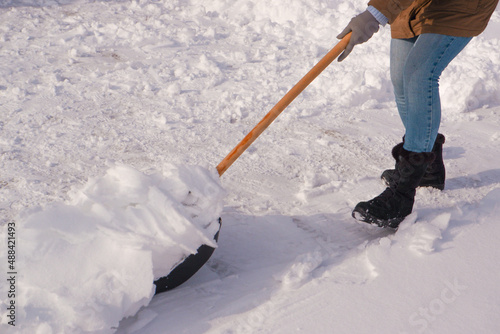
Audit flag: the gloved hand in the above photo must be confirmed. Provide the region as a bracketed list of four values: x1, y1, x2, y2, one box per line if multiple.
[337, 10, 380, 62]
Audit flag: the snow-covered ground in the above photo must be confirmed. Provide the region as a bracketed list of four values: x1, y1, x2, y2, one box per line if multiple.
[1, 0, 500, 333]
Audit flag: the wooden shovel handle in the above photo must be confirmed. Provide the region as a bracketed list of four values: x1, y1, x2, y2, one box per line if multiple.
[216, 32, 351, 176]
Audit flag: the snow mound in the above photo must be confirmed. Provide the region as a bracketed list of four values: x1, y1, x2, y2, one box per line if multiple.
[0, 164, 225, 333]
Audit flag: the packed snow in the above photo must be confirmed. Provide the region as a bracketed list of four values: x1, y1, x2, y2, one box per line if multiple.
[1, 0, 499, 333]
[1, 163, 224, 333]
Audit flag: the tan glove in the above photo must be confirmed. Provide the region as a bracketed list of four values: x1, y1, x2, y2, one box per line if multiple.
[337, 10, 380, 62]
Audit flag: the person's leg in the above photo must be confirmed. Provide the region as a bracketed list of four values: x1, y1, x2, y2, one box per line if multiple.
[390, 36, 418, 129]
[399, 33, 472, 152]
[354, 34, 472, 228]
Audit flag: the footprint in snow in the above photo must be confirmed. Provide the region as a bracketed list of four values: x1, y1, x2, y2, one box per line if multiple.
[276, 250, 324, 289]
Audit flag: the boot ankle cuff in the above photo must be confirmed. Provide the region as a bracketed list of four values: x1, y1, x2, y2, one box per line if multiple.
[399, 148, 436, 165]
[391, 142, 405, 160]
[436, 133, 445, 144]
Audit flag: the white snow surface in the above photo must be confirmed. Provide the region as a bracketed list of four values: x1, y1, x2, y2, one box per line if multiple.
[1, 0, 500, 333]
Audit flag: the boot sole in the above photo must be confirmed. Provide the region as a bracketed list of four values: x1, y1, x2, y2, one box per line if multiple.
[352, 206, 403, 229]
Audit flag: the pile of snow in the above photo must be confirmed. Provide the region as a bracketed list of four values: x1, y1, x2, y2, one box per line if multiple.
[0, 164, 224, 333]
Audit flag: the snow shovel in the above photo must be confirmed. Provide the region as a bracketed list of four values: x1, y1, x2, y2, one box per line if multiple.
[154, 33, 352, 293]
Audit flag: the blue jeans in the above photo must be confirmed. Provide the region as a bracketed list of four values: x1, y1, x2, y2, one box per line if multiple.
[390, 34, 472, 152]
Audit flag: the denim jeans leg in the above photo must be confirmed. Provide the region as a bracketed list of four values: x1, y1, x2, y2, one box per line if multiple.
[390, 36, 418, 130]
[390, 34, 472, 152]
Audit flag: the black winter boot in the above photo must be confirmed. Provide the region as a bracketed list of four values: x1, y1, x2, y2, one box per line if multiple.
[381, 134, 446, 190]
[353, 147, 435, 228]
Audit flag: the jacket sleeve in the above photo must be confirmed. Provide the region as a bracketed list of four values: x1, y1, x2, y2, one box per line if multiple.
[367, 0, 416, 23]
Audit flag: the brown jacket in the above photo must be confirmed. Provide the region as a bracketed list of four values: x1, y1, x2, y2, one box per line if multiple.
[368, 0, 499, 38]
